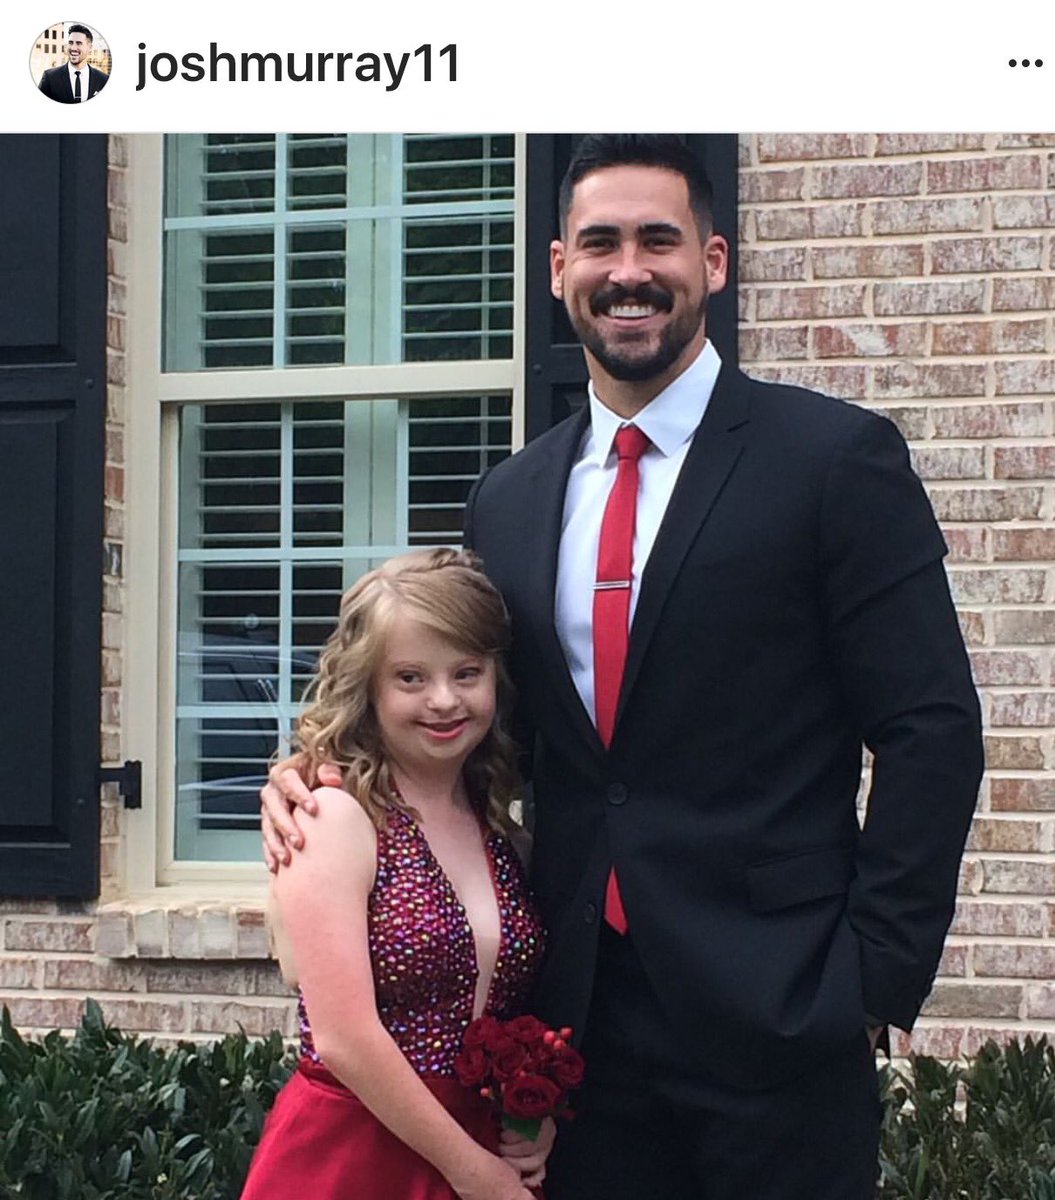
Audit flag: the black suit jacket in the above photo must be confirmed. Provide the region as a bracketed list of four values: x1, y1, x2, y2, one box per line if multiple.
[464, 365, 983, 1088]
[38, 64, 108, 103]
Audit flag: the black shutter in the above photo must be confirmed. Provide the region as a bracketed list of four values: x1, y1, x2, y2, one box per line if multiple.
[524, 134, 739, 440]
[0, 135, 107, 898]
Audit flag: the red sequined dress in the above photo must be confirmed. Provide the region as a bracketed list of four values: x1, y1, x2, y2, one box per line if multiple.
[241, 805, 545, 1199]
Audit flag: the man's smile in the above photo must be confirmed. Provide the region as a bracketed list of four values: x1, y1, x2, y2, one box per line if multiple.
[606, 303, 660, 320]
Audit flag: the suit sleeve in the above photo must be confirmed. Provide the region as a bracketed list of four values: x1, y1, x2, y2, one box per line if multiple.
[819, 413, 983, 1031]
[461, 464, 537, 790]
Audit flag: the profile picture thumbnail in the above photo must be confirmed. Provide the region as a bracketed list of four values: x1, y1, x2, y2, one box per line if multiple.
[32, 21, 111, 103]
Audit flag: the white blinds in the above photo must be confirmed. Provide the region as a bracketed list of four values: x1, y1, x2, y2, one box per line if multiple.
[175, 394, 512, 861]
[163, 134, 514, 370]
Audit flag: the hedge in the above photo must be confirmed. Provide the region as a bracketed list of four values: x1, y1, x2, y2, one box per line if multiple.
[0, 1000, 291, 1199]
[3, 1001, 1055, 1198]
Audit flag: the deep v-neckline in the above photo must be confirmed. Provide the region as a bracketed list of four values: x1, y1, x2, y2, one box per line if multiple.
[397, 808, 504, 1019]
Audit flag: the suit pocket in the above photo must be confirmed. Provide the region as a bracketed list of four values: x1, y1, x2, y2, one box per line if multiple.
[747, 844, 855, 913]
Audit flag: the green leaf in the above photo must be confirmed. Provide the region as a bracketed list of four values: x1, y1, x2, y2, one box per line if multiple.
[116, 1149, 133, 1183]
[82, 997, 107, 1035]
[500, 1114, 542, 1140]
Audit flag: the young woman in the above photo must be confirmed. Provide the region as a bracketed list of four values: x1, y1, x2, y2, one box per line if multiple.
[242, 549, 549, 1200]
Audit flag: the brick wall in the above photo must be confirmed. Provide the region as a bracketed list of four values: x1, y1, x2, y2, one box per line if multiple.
[739, 132, 1055, 1057]
[2, 133, 1054, 1058]
[101, 133, 128, 901]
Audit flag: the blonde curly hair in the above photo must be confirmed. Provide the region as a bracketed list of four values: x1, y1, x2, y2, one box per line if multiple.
[294, 548, 521, 832]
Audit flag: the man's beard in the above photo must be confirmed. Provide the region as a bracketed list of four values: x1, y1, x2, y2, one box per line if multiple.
[571, 283, 707, 383]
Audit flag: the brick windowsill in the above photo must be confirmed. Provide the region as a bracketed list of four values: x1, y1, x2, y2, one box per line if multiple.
[96, 887, 271, 960]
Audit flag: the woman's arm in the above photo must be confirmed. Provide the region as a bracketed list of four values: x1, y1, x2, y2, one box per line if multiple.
[272, 787, 534, 1200]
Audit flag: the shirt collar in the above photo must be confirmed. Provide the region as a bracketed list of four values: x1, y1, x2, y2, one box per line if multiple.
[586, 339, 722, 463]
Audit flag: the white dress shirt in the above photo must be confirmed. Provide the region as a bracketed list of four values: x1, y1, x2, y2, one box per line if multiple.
[555, 340, 722, 726]
[67, 61, 88, 101]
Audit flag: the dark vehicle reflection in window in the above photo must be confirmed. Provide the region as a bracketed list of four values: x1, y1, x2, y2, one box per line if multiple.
[175, 634, 318, 861]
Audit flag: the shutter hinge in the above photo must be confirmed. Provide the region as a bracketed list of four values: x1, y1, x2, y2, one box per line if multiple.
[98, 760, 143, 809]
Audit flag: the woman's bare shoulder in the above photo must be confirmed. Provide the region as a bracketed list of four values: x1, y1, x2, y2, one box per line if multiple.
[277, 786, 378, 888]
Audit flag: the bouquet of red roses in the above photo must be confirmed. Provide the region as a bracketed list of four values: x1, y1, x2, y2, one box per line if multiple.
[454, 1014, 585, 1140]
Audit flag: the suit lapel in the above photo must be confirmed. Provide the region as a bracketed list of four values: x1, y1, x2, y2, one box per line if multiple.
[615, 366, 751, 731]
[516, 405, 606, 759]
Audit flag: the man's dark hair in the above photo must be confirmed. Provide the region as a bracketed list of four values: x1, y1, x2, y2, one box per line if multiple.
[558, 134, 714, 238]
[68, 24, 93, 42]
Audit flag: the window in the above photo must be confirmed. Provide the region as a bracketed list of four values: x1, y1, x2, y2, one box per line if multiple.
[163, 134, 513, 370]
[159, 134, 519, 868]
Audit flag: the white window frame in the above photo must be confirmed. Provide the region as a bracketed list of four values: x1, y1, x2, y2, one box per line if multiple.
[122, 134, 528, 893]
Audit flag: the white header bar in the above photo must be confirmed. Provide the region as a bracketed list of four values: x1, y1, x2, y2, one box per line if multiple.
[4, 0, 1052, 132]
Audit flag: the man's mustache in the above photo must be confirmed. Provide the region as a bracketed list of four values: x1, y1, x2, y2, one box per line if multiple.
[589, 283, 674, 317]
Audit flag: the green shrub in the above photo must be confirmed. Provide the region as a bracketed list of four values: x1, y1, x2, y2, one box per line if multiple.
[879, 1037, 1055, 1199]
[0, 1000, 293, 1199]
[5, 1003, 1055, 1198]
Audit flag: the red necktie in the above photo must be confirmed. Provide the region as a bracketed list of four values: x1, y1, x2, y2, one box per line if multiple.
[593, 424, 650, 934]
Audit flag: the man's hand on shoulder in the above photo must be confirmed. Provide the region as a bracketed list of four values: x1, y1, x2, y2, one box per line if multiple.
[260, 755, 343, 870]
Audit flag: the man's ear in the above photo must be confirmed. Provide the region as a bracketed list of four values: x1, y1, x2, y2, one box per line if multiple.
[704, 233, 729, 296]
[550, 239, 565, 301]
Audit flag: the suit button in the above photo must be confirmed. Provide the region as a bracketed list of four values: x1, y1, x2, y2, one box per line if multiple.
[584, 902, 597, 924]
[607, 782, 628, 805]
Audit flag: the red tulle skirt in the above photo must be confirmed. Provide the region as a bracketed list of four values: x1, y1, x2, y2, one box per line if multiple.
[240, 1059, 501, 1200]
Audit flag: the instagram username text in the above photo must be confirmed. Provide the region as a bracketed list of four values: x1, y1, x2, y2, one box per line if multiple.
[136, 42, 457, 92]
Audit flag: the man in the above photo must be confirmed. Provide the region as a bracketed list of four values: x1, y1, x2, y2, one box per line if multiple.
[38, 25, 108, 103]
[263, 135, 983, 1199]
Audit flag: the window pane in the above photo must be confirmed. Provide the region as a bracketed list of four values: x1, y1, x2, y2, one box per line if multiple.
[404, 134, 514, 205]
[174, 395, 511, 861]
[403, 218, 513, 362]
[288, 135, 349, 211]
[163, 134, 514, 370]
[165, 134, 277, 219]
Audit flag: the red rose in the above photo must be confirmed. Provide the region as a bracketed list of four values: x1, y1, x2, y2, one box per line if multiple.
[490, 1038, 530, 1082]
[551, 1045, 585, 1089]
[526, 1046, 554, 1074]
[453, 1046, 489, 1087]
[505, 1015, 548, 1045]
[503, 1074, 563, 1120]
[463, 1016, 504, 1051]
